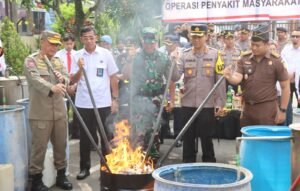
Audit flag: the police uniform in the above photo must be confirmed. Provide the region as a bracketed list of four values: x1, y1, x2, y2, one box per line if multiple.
[179, 25, 226, 163]
[236, 27, 251, 52]
[24, 31, 72, 190]
[236, 27, 289, 127]
[130, 27, 180, 159]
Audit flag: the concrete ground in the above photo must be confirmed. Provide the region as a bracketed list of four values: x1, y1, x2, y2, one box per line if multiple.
[50, 137, 236, 191]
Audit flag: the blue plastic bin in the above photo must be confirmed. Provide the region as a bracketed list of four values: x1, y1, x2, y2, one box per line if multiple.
[240, 125, 291, 191]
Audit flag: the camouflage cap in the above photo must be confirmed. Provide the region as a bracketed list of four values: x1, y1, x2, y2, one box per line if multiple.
[41, 30, 61, 45]
[142, 27, 157, 43]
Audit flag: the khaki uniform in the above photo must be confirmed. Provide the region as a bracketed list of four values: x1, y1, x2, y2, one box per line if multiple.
[178, 46, 226, 162]
[24, 52, 69, 174]
[179, 46, 226, 108]
[220, 46, 241, 67]
[236, 51, 289, 127]
[236, 40, 251, 52]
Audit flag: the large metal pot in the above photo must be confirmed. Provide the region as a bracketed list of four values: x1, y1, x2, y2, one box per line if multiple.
[100, 169, 154, 191]
[0, 76, 28, 105]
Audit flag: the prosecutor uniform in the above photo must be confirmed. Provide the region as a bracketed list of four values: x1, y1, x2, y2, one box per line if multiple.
[224, 26, 290, 127]
[179, 25, 226, 163]
[24, 31, 72, 191]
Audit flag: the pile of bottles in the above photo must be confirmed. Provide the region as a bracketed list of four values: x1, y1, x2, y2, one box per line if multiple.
[226, 85, 242, 110]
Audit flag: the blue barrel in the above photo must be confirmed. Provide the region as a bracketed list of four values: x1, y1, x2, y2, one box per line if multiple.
[0, 105, 28, 191]
[240, 125, 291, 191]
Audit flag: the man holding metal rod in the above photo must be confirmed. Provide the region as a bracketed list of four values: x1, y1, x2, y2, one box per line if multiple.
[70, 26, 119, 180]
[24, 30, 72, 191]
[178, 24, 226, 163]
[223, 25, 290, 126]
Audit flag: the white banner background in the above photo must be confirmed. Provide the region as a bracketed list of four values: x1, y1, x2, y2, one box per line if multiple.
[163, 0, 300, 23]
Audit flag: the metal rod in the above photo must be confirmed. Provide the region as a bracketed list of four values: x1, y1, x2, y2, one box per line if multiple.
[156, 76, 225, 168]
[81, 68, 112, 153]
[144, 60, 176, 160]
[44, 55, 111, 173]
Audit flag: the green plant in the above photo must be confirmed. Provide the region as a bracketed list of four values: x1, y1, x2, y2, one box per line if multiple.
[94, 12, 120, 43]
[0, 17, 30, 75]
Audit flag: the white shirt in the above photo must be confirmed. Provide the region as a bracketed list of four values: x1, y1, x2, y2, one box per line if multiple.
[0, 39, 6, 76]
[55, 48, 77, 73]
[281, 44, 300, 93]
[71, 46, 119, 108]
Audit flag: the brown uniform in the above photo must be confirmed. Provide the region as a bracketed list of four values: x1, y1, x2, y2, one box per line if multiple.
[24, 52, 69, 175]
[236, 51, 289, 127]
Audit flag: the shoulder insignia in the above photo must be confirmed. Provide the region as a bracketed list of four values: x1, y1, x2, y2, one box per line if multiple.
[26, 59, 35, 68]
[241, 50, 252, 56]
[271, 51, 280, 58]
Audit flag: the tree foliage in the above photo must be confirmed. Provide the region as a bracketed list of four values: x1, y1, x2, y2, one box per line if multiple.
[0, 17, 30, 75]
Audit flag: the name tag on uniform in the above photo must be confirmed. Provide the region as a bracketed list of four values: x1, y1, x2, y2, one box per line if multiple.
[96, 68, 104, 77]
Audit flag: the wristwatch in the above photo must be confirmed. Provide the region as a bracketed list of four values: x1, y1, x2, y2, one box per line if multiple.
[279, 107, 287, 113]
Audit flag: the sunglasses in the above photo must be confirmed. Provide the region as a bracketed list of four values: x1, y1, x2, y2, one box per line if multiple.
[291, 35, 300, 38]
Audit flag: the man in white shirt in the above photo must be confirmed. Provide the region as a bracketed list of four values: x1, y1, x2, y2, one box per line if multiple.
[0, 38, 7, 76]
[70, 26, 119, 180]
[281, 28, 300, 125]
[55, 33, 80, 138]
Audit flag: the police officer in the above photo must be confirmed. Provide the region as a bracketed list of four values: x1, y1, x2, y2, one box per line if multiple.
[236, 26, 251, 52]
[224, 25, 290, 127]
[24, 31, 72, 191]
[178, 24, 226, 163]
[129, 27, 180, 159]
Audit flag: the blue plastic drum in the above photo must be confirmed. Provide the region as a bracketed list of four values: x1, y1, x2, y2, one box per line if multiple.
[0, 105, 28, 191]
[240, 125, 291, 191]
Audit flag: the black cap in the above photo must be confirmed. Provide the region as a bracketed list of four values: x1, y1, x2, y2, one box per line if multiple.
[276, 27, 287, 33]
[190, 25, 207, 36]
[251, 25, 270, 42]
[164, 33, 180, 46]
[223, 30, 235, 38]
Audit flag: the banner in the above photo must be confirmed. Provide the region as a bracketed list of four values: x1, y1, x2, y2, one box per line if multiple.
[162, 0, 300, 23]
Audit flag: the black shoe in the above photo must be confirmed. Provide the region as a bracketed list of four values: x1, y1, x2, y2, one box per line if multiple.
[175, 140, 182, 147]
[76, 169, 90, 180]
[56, 169, 73, 190]
[30, 174, 49, 191]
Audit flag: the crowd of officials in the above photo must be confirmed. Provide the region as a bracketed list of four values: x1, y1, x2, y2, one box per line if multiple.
[16, 21, 300, 190]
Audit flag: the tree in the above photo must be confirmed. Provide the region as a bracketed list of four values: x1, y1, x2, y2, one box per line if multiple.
[0, 17, 30, 75]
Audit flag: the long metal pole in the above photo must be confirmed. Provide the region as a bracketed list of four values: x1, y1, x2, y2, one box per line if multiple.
[81, 68, 112, 153]
[144, 60, 176, 159]
[156, 76, 225, 168]
[44, 56, 111, 173]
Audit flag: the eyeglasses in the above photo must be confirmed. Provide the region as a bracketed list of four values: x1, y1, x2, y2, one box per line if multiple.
[291, 35, 300, 38]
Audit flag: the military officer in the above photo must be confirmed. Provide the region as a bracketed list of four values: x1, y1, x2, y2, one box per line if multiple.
[236, 26, 251, 52]
[178, 24, 226, 163]
[224, 25, 290, 127]
[24, 31, 72, 191]
[129, 27, 180, 160]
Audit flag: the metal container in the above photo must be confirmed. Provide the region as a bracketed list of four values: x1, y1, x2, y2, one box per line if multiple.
[152, 163, 252, 191]
[100, 169, 154, 191]
[0, 76, 28, 105]
[0, 105, 28, 191]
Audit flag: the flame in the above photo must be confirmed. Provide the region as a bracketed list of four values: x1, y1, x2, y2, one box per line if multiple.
[102, 119, 154, 174]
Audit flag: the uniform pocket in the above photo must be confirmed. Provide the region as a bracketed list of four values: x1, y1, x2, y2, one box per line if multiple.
[202, 65, 214, 77]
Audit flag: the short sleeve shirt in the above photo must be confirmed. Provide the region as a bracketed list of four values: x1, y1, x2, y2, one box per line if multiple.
[71, 46, 119, 108]
[236, 51, 289, 103]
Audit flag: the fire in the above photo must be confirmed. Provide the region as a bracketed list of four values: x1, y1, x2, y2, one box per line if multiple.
[102, 119, 154, 174]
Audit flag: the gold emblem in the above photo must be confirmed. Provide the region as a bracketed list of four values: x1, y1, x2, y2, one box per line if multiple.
[194, 27, 200, 32]
[268, 61, 272, 65]
[187, 69, 193, 75]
